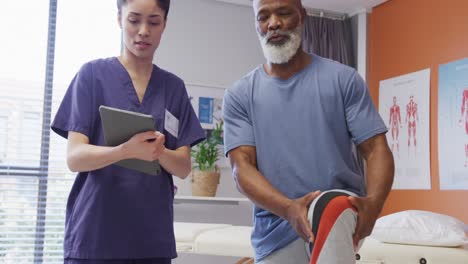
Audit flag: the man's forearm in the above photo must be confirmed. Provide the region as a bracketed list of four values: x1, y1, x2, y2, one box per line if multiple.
[365, 146, 394, 210]
[234, 163, 292, 219]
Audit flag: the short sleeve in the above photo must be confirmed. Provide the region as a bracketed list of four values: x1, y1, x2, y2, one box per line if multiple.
[222, 85, 255, 156]
[175, 83, 205, 148]
[344, 71, 387, 145]
[51, 63, 94, 139]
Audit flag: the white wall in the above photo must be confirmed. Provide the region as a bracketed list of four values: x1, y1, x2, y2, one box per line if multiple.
[155, 0, 264, 87]
[350, 11, 367, 79]
[153, 1, 263, 263]
[355, 11, 368, 80]
[350, 14, 359, 69]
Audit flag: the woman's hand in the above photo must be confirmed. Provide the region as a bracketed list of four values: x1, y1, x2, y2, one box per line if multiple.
[122, 131, 166, 161]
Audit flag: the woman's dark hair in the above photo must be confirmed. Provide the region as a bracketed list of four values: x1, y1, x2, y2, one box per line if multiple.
[117, 0, 170, 20]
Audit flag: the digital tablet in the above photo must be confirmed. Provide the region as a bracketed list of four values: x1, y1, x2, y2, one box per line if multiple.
[99, 105, 161, 175]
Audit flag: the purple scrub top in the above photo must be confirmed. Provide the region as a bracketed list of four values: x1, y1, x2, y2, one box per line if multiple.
[51, 57, 205, 259]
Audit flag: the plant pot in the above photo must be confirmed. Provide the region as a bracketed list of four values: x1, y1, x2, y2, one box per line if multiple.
[191, 166, 220, 197]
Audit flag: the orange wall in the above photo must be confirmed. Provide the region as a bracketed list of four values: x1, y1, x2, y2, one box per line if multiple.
[368, 0, 468, 222]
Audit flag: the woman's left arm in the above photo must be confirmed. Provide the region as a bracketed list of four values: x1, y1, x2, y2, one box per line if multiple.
[159, 145, 192, 179]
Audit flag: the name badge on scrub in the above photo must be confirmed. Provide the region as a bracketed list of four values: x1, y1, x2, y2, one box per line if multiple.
[164, 109, 179, 138]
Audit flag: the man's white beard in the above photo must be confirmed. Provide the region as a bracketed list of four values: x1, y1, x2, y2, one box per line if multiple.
[258, 26, 302, 64]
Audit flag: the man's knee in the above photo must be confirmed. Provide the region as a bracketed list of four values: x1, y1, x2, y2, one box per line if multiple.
[306, 190, 358, 263]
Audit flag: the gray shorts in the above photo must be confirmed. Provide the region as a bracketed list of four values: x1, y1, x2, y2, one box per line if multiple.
[256, 238, 308, 264]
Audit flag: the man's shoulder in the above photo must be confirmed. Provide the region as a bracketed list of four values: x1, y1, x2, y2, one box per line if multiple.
[309, 54, 362, 91]
[226, 66, 262, 96]
[313, 54, 356, 75]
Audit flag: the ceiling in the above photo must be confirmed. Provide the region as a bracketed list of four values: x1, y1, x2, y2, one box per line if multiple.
[215, 0, 389, 15]
[302, 0, 388, 14]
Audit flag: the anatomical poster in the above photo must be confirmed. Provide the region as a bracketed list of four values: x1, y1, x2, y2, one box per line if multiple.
[379, 69, 431, 189]
[439, 58, 468, 190]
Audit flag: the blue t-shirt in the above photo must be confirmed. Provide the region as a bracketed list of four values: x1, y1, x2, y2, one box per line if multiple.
[51, 57, 205, 259]
[223, 54, 387, 261]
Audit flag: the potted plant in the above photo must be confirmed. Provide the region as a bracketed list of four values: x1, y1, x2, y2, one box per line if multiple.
[190, 121, 223, 197]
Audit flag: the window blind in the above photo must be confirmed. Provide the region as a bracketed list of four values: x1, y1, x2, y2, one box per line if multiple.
[0, 1, 67, 263]
[0, 0, 120, 263]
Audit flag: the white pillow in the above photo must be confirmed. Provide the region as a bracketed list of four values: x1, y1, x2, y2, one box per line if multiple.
[370, 210, 468, 247]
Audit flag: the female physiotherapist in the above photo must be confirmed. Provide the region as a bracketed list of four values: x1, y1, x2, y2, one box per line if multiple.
[51, 0, 205, 263]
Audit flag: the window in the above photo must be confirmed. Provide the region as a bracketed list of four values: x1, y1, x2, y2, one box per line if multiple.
[0, 115, 7, 163]
[0, 1, 120, 263]
[18, 112, 42, 167]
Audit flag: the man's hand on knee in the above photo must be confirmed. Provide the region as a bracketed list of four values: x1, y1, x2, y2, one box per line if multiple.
[348, 196, 382, 249]
[285, 191, 321, 242]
